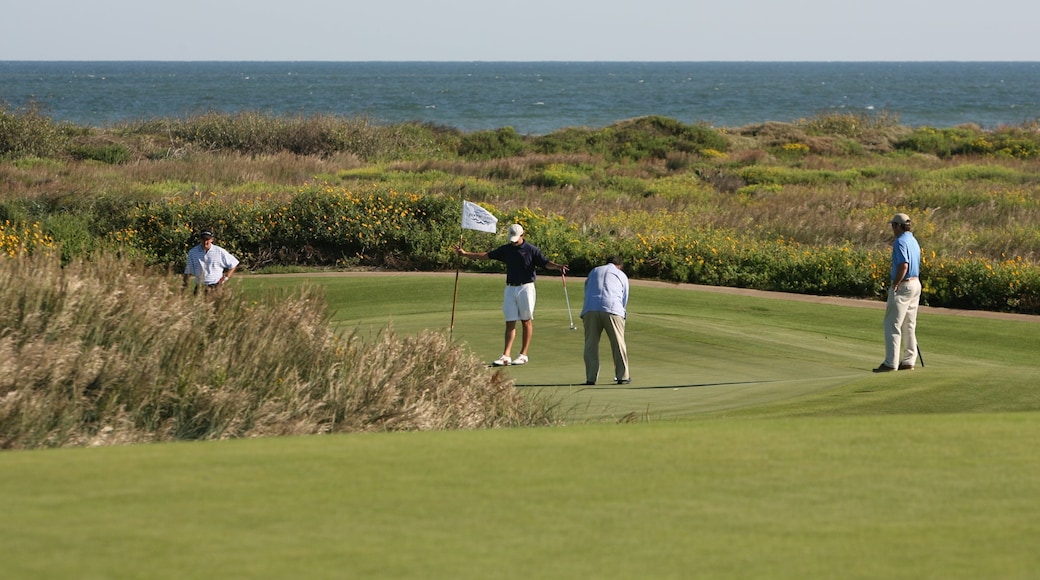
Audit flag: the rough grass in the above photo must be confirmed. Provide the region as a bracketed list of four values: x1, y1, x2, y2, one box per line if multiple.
[0, 254, 558, 449]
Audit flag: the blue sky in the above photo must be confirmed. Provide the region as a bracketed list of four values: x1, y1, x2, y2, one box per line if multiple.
[5, 0, 1038, 61]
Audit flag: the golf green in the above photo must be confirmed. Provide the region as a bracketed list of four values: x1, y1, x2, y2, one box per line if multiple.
[4, 273, 1037, 579]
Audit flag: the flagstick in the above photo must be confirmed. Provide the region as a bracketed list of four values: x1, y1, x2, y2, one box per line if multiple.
[454, 200, 499, 340]
[449, 233, 463, 339]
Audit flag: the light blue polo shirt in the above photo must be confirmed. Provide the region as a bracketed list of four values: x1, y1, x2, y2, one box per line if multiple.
[580, 264, 629, 318]
[891, 232, 921, 280]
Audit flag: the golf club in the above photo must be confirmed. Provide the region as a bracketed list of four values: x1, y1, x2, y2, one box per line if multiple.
[918, 345, 925, 367]
[561, 271, 577, 330]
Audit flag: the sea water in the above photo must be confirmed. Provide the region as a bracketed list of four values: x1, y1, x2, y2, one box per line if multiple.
[1, 61, 1038, 134]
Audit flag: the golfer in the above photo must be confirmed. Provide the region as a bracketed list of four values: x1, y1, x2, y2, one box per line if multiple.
[183, 230, 239, 295]
[455, 223, 568, 366]
[874, 213, 922, 372]
[580, 257, 630, 385]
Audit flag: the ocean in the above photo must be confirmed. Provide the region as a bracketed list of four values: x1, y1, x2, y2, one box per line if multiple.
[2, 61, 1039, 134]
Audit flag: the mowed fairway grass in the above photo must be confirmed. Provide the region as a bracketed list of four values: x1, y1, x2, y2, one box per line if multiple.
[2, 273, 1039, 579]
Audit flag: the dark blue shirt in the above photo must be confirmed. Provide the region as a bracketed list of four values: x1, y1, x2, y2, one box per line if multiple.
[487, 241, 550, 285]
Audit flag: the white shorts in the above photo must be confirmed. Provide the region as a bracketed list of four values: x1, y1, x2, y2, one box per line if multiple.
[503, 283, 536, 321]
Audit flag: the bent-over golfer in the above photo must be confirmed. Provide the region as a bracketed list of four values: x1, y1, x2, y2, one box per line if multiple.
[581, 257, 630, 385]
[455, 223, 568, 366]
[874, 213, 921, 372]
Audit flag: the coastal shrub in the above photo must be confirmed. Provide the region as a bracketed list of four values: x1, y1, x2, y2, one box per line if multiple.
[525, 163, 592, 189]
[736, 166, 861, 187]
[42, 213, 101, 263]
[800, 110, 901, 138]
[6, 110, 1040, 315]
[8, 183, 1040, 315]
[0, 103, 69, 159]
[162, 111, 355, 156]
[896, 126, 982, 158]
[508, 207, 585, 263]
[801, 112, 869, 138]
[458, 127, 527, 159]
[929, 164, 1034, 184]
[605, 116, 729, 161]
[924, 254, 1040, 313]
[107, 186, 462, 270]
[531, 127, 601, 156]
[620, 229, 888, 298]
[602, 174, 651, 198]
[69, 143, 133, 164]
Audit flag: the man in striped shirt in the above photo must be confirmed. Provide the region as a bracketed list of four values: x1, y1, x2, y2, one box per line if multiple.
[183, 230, 239, 294]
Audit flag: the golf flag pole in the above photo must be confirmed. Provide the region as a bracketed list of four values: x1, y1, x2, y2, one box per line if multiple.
[450, 233, 464, 339]
[451, 201, 498, 338]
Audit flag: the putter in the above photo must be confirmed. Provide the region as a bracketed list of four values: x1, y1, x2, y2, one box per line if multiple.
[562, 271, 577, 330]
[917, 346, 925, 368]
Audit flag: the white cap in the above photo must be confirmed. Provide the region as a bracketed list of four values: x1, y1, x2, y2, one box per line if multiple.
[507, 224, 524, 242]
[889, 213, 911, 225]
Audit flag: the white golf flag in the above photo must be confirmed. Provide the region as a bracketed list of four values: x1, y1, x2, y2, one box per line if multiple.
[461, 201, 498, 234]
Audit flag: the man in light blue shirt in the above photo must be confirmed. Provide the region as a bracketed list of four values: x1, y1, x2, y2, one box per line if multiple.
[875, 213, 922, 372]
[580, 257, 630, 385]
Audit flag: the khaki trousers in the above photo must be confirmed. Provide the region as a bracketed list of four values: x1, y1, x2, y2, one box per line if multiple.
[883, 278, 921, 368]
[583, 311, 629, 383]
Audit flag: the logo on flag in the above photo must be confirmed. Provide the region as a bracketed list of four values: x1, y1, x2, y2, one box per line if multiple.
[461, 201, 498, 234]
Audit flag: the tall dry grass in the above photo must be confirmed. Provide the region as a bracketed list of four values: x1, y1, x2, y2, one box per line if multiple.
[0, 252, 557, 449]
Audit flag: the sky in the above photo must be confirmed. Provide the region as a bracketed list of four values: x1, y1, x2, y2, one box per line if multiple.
[4, 0, 1038, 61]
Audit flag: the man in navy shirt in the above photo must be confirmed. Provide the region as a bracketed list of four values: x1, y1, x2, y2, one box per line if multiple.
[874, 213, 922, 372]
[456, 224, 568, 366]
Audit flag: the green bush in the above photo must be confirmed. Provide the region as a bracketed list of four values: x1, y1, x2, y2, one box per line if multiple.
[604, 116, 730, 161]
[736, 166, 862, 187]
[69, 143, 132, 164]
[891, 126, 1040, 159]
[0, 103, 69, 159]
[799, 110, 901, 138]
[42, 213, 102, 263]
[924, 255, 1040, 313]
[524, 163, 592, 188]
[531, 127, 601, 156]
[458, 127, 527, 159]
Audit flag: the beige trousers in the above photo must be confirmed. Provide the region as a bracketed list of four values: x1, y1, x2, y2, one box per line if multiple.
[583, 311, 629, 383]
[883, 278, 921, 368]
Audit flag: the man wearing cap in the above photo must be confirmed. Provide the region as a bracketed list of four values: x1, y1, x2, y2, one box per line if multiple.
[183, 230, 240, 295]
[874, 213, 922, 372]
[455, 223, 568, 366]
[581, 257, 631, 385]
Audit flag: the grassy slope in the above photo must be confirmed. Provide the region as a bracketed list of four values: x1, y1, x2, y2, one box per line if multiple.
[2, 274, 1039, 579]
